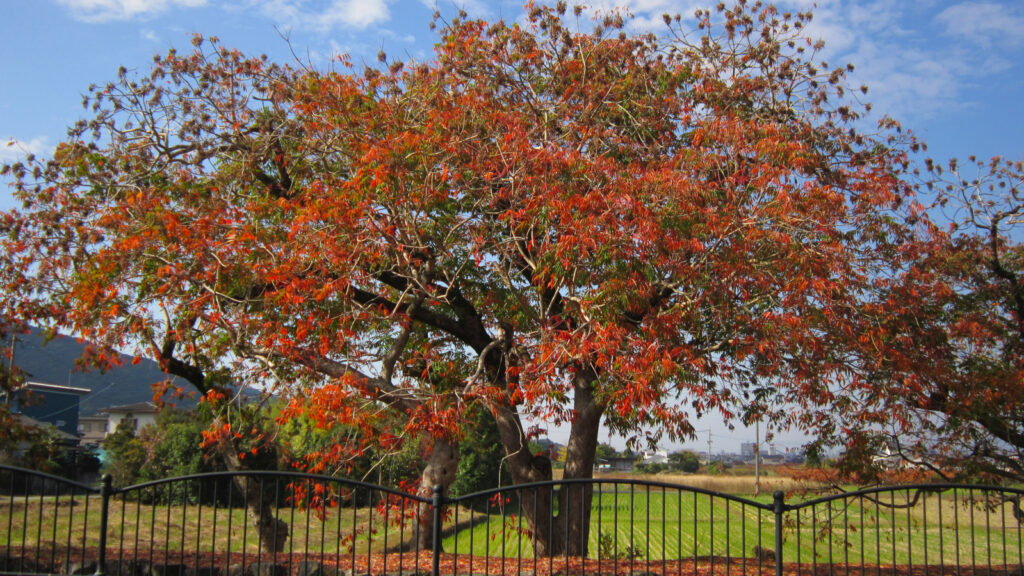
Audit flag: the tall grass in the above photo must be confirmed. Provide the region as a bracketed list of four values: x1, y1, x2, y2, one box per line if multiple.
[600, 473, 806, 496]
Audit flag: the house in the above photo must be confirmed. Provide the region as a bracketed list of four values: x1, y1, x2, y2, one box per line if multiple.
[98, 401, 159, 436]
[13, 413, 81, 445]
[77, 415, 108, 446]
[640, 449, 668, 465]
[595, 456, 638, 473]
[3, 381, 91, 438]
[0, 413, 82, 468]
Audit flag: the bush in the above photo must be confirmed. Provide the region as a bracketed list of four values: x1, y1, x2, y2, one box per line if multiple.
[636, 462, 668, 474]
[103, 418, 147, 486]
[668, 450, 701, 473]
[450, 405, 510, 497]
[705, 460, 728, 475]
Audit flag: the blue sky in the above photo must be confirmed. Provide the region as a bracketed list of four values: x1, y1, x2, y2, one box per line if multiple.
[2, 0, 1023, 187]
[2, 0, 1023, 452]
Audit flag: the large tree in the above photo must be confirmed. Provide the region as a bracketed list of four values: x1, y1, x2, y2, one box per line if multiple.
[1, 2, 931, 555]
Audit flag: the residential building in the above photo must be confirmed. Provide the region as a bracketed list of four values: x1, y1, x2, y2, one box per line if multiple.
[98, 401, 159, 436]
[3, 381, 91, 438]
[640, 449, 668, 464]
[595, 456, 638, 473]
[77, 415, 108, 446]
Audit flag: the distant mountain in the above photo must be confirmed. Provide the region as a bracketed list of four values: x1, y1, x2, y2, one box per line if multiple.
[532, 437, 566, 455]
[6, 327, 199, 415]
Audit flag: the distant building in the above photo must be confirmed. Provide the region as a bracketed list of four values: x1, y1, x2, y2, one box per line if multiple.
[4, 381, 91, 438]
[872, 444, 904, 469]
[741, 442, 757, 460]
[1, 414, 81, 466]
[595, 456, 638, 473]
[640, 449, 668, 464]
[13, 414, 80, 444]
[78, 415, 108, 446]
[98, 401, 159, 436]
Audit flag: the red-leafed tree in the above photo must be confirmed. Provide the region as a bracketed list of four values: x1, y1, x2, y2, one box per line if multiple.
[1, 1, 938, 555]
[809, 156, 1024, 484]
[0, 39, 301, 551]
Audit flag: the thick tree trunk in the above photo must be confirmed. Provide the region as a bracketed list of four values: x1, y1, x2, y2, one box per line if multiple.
[559, 372, 603, 558]
[216, 429, 289, 554]
[491, 369, 603, 558]
[415, 436, 459, 550]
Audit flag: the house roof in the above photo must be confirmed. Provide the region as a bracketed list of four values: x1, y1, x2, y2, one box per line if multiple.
[78, 415, 108, 422]
[20, 381, 92, 395]
[97, 401, 158, 414]
[15, 414, 80, 442]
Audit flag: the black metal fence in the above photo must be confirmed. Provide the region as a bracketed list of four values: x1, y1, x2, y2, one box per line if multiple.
[2, 464, 1022, 575]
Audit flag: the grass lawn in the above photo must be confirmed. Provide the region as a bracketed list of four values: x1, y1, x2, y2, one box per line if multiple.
[2, 496, 427, 555]
[442, 485, 1022, 565]
[2, 480, 1021, 568]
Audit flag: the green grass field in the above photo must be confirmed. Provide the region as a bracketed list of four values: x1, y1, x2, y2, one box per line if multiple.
[441, 486, 1023, 565]
[1, 494, 414, 556]
[2, 483, 1021, 567]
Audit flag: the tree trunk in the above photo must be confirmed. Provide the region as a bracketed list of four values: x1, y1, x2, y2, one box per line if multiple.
[215, 428, 289, 554]
[491, 368, 604, 558]
[415, 436, 459, 550]
[492, 401, 562, 556]
[559, 371, 603, 558]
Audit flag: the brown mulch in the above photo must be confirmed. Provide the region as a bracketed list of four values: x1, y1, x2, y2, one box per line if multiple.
[2, 547, 1021, 576]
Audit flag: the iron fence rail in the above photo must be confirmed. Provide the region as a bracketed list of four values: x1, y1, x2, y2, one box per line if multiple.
[1, 465, 1021, 575]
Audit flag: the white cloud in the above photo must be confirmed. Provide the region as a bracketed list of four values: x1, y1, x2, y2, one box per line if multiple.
[846, 1, 907, 36]
[936, 2, 1024, 49]
[580, 0, 707, 18]
[742, 1, 1024, 124]
[321, 0, 390, 28]
[1, 137, 53, 164]
[254, 0, 393, 32]
[418, 0, 493, 19]
[538, 0, 1022, 125]
[847, 40, 969, 120]
[792, 4, 858, 54]
[57, 0, 207, 22]
[758, 2, 950, 120]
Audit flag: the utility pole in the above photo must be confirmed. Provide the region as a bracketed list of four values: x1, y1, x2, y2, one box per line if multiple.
[706, 431, 713, 466]
[754, 419, 761, 496]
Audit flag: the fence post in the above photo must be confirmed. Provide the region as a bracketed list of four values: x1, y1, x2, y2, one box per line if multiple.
[94, 474, 113, 576]
[432, 485, 444, 576]
[772, 491, 786, 576]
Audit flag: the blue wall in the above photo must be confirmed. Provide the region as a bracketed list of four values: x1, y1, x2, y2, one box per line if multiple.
[11, 389, 82, 438]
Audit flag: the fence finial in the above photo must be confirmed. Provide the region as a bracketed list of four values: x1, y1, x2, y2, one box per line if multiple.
[772, 491, 786, 576]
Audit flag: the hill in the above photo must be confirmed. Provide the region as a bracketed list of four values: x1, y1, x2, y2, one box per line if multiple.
[6, 327, 198, 415]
